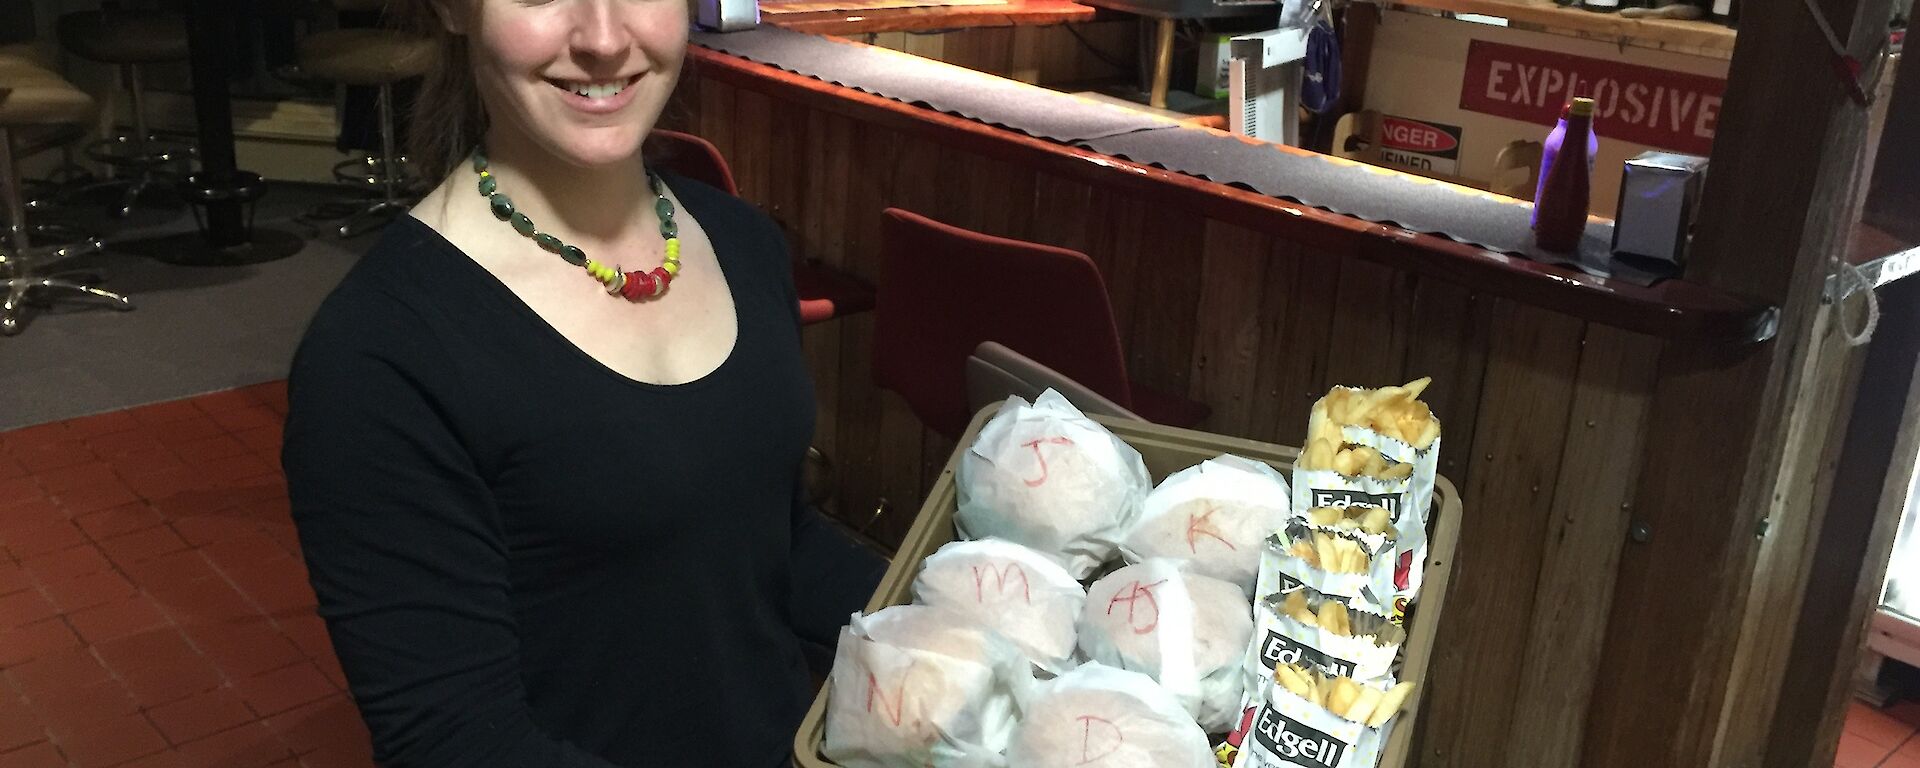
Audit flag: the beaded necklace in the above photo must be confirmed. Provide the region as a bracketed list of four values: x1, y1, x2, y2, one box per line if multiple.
[470, 146, 681, 301]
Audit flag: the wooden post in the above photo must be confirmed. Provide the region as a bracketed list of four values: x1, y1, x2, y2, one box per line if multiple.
[1864, 45, 1919, 242]
[1150, 17, 1175, 109]
[1577, 0, 1898, 763]
[1760, 38, 1920, 768]
[1769, 278, 1920, 768]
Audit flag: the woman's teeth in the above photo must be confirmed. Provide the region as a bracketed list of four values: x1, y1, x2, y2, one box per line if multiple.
[564, 80, 626, 99]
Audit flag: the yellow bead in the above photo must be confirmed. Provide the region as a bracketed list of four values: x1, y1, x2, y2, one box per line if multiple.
[665, 239, 680, 256]
[663, 261, 680, 275]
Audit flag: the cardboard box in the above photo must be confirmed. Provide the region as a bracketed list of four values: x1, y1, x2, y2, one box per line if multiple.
[1200, 34, 1235, 99]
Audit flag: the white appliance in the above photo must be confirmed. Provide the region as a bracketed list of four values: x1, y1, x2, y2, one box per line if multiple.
[1859, 453, 1920, 703]
[1872, 465, 1920, 669]
[696, 0, 760, 32]
[1228, 26, 1310, 146]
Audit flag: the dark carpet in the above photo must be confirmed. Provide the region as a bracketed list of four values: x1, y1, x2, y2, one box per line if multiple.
[1, 182, 375, 431]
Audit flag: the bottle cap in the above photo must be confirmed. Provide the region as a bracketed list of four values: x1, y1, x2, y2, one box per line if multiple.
[1570, 97, 1596, 116]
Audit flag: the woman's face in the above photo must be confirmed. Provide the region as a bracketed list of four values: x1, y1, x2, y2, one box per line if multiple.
[457, 0, 687, 169]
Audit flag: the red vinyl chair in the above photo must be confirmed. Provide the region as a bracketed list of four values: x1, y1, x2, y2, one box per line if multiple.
[873, 208, 1211, 441]
[647, 129, 874, 325]
[647, 129, 739, 196]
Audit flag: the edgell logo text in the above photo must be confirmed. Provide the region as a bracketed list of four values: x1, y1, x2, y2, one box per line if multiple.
[1310, 490, 1399, 516]
[1259, 630, 1358, 678]
[1254, 706, 1348, 768]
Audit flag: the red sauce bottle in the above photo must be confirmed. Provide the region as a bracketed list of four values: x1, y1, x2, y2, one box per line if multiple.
[1533, 97, 1596, 253]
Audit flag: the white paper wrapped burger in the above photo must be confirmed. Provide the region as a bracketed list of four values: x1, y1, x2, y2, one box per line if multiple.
[1078, 559, 1254, 733]
[1006, 663, 1215, 768]
[1120, 454, 1291, 595]
[912, 538, 1088, 676]
[956, 391, 1150, 579]
[822, 605, 1033, 768]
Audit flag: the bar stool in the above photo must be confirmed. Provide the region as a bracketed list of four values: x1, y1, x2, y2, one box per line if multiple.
[647, 129, 877, 326]
[1, 56, 133, 336]
[296, 3, 437, 237]
[55, 9, 193, 217]
[873, 207, 1210, 440]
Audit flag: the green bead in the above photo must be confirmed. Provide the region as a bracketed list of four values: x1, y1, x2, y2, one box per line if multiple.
[659, 220, 678, 239]
[510, 212, 536, 236]
[489, 194, 513, 221]
[561, 244, 588, 266]
[478, 175, 497, 196]
[655, 198, 675, 220]
[471, 151, 487, 172]
[533, 233, 565, 254]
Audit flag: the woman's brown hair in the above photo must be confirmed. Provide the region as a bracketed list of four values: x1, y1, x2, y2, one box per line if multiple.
[390, 1, 488, 183]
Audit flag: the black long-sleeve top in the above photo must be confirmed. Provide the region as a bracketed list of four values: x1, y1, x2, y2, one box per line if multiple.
[282, 175, 884, 768]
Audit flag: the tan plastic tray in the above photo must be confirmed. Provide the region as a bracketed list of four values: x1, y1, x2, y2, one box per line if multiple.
[794, 404, 1463, 768]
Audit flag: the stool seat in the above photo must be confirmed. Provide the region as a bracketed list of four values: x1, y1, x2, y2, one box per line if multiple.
[298, 29, 438, 86]
[0, 44, 57, 70]
[0, 68, 96, 127]
[57, 11, 190, 65]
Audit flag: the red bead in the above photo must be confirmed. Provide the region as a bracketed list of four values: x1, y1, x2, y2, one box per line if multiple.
[650, 267, 672, 292]
[622, 270, 653, 300]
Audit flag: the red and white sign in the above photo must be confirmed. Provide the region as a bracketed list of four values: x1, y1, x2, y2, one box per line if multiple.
[1378, 115, 1463, 175]
[1459, 40, 1726, 155]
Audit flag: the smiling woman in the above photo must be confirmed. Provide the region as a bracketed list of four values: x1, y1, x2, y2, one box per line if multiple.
[392, 0, 687, 179]
[279, 2, 887, 767]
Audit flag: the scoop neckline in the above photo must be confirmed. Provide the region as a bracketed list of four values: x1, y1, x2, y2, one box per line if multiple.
[401, 174, 745, 394]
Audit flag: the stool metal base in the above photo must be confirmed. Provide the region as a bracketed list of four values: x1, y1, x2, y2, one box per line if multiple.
[0, 121, 132, 337]
[6, 226, 106, 264]
[28, 138, 193, 219]
[85, 133, 193, 167]
[0, 246, 131, 338]
[23, 135, 196, 218]
[295, 192, 411, 239]
[338, 199, 410, 238]
[333, 155, 423, 191]
[299, 81, 419, 240]
[1, 274, 134, 336]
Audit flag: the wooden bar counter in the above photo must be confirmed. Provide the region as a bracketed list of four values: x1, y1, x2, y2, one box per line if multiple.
[667, 14, 1897, 768]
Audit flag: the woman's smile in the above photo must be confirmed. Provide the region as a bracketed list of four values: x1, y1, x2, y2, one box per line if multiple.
[544, 73, 644, 115]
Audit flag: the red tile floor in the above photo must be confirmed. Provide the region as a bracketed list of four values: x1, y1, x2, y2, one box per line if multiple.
[2, 383, 1918, 768]
[0, 383, 374, 768]
[1842, 698, 1920, 768]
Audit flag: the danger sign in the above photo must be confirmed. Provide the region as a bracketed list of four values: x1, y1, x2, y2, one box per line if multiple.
[1377, 115, 1463, 175]
[1459, 40, 1726, 155]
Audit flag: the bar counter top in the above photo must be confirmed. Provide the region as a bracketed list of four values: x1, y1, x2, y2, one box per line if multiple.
[688, 27, 1776, 342]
